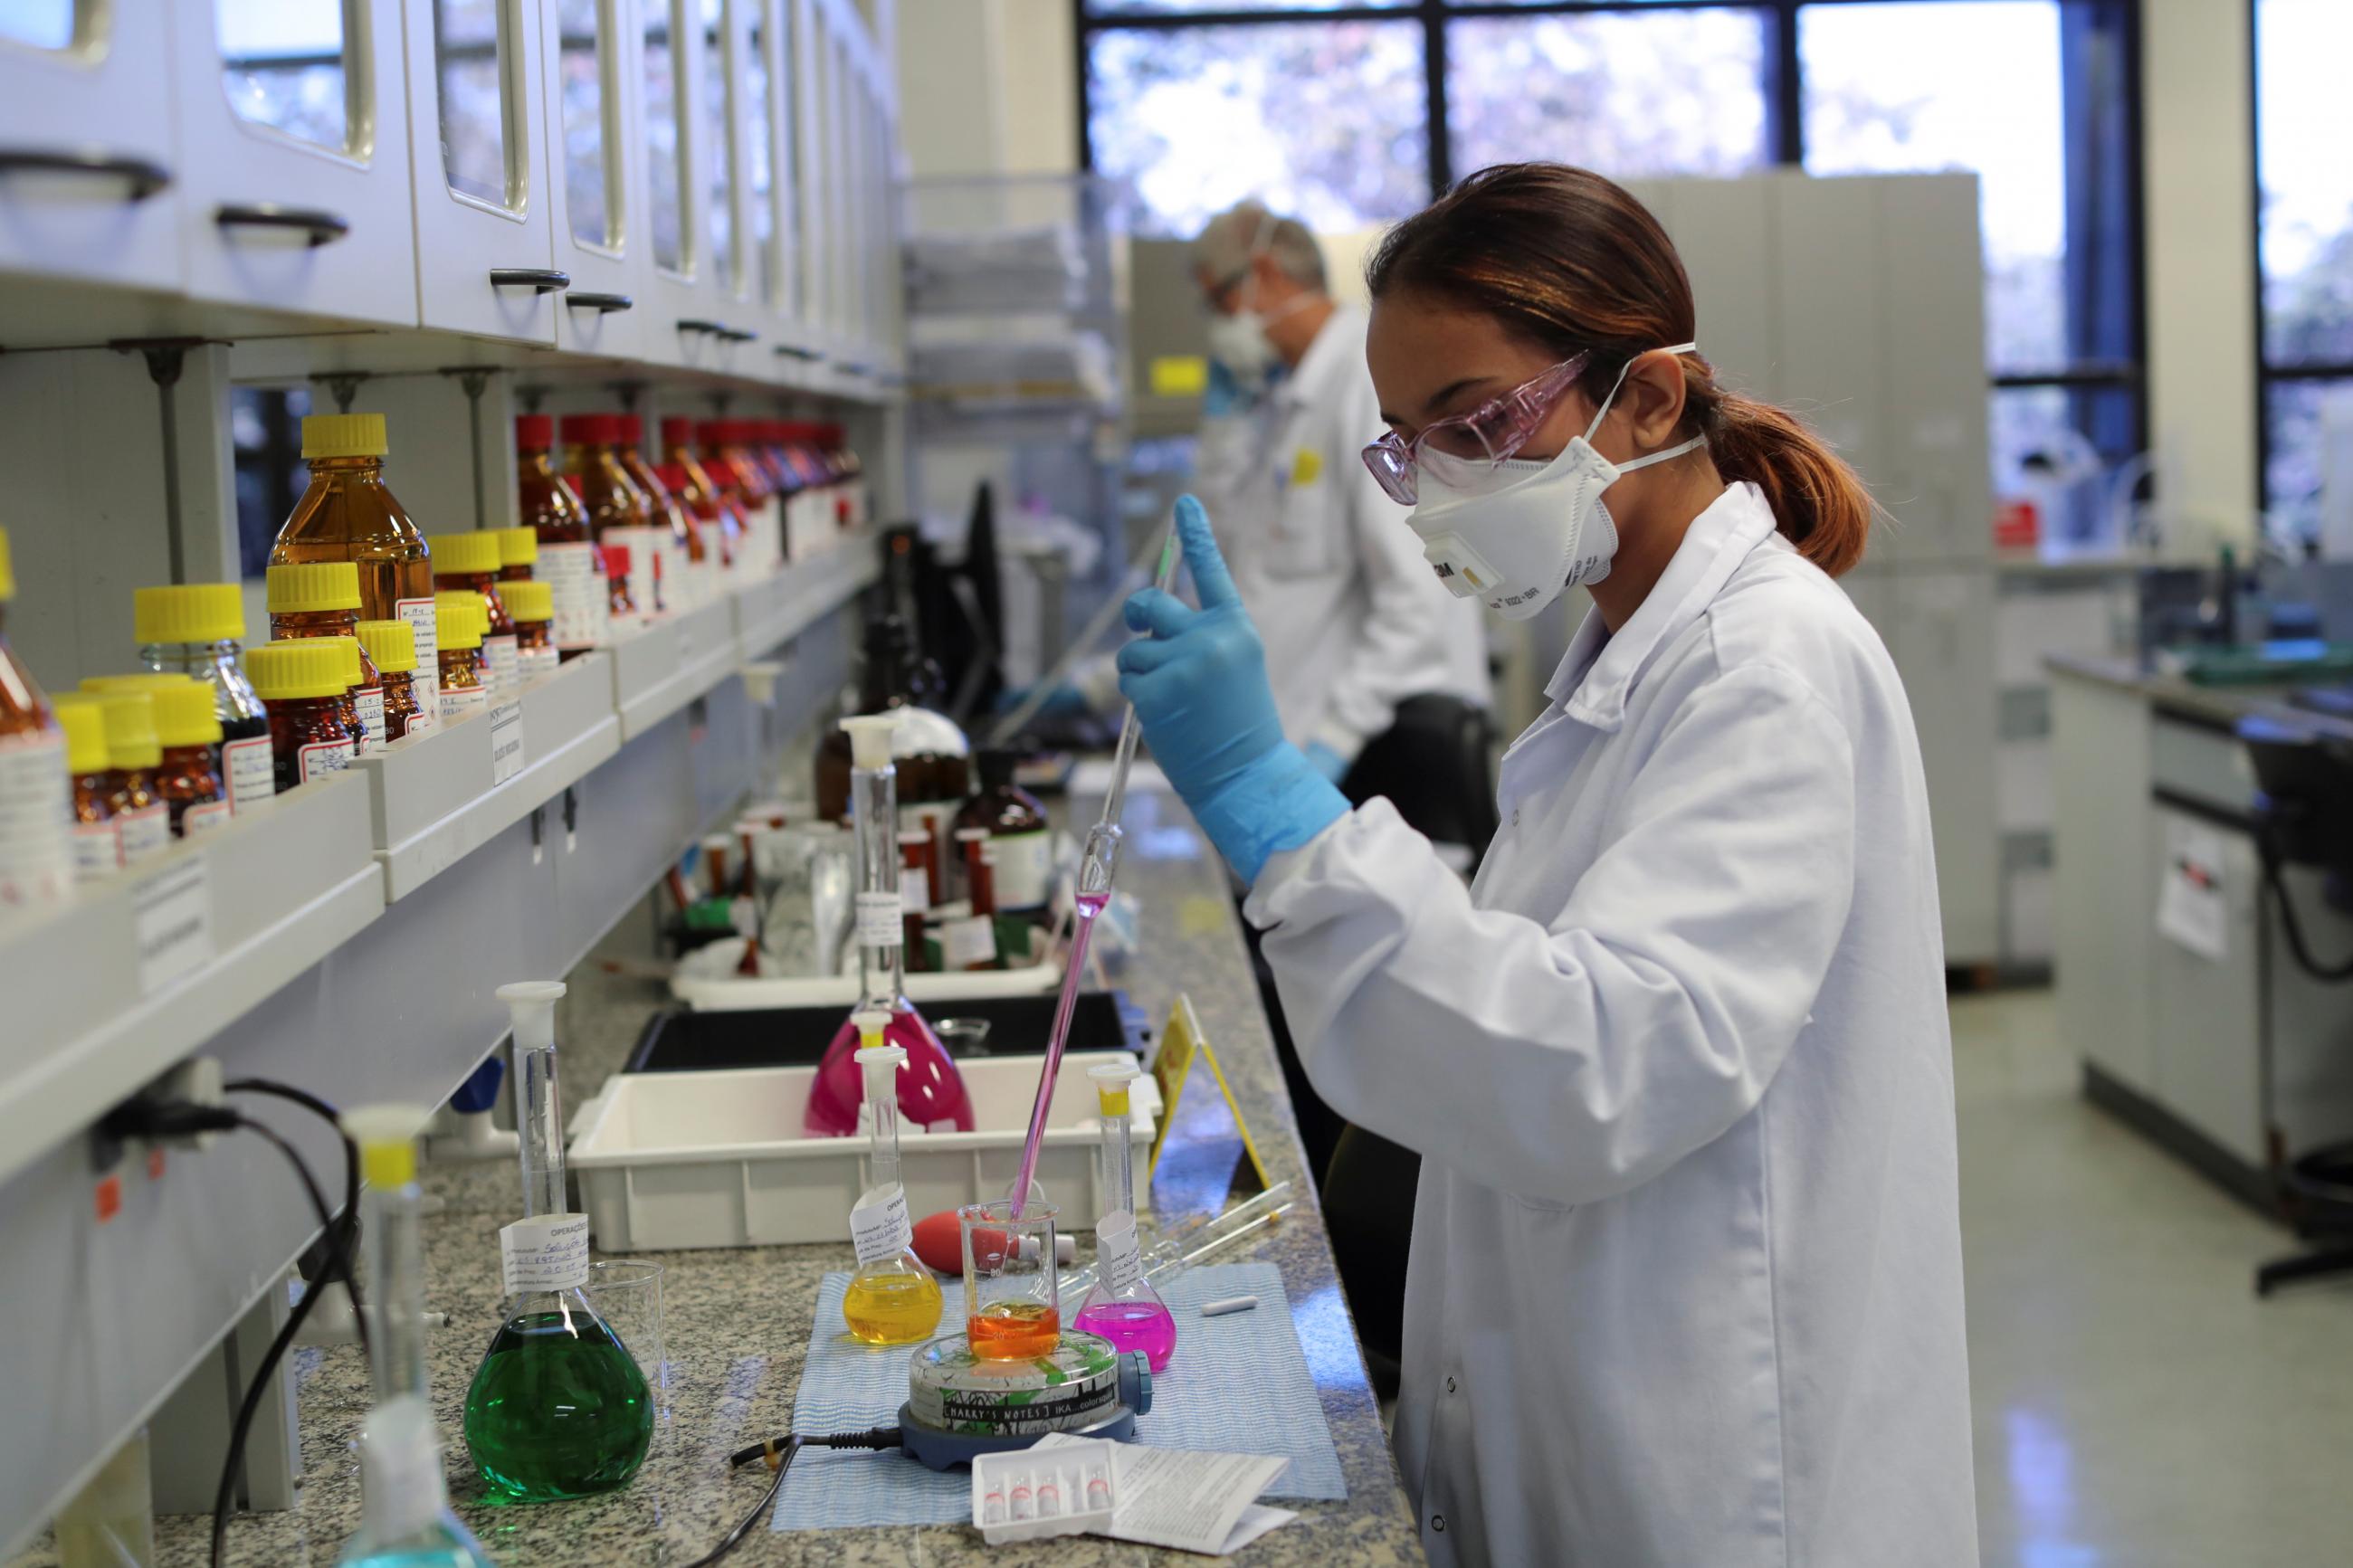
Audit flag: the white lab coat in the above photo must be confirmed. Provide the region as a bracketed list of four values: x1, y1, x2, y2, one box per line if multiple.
[1189, 306, 1491, 763]
[1246, 483, 1977, 1567]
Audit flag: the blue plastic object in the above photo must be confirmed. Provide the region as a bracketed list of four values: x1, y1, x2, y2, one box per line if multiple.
[451, 1056, 504, 1115]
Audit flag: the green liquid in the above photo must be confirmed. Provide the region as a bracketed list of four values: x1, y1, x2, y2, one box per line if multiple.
[462, 1307, 653, 1502]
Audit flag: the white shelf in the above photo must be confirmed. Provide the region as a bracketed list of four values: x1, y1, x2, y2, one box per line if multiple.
[611, 594, 749, 744]
[0, 772, 383, 1190]
[734, 540, 882, 659]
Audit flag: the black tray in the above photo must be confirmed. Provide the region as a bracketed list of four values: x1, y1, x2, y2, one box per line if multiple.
[624, 991, 1150, 1072]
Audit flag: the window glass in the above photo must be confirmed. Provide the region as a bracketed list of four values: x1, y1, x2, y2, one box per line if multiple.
[775, 0, 802, 318]
[433, 0, 513, 207]
[0, 1, 77, 51]
[2256, 0, 2353, 366]
[1801, 1, 2068, 375]
[747, 5, 776, 302]
[218, 0, 350, 153]
[557, 0, 612, 246]
[2264, 380, 2353, 539]
[1448, 11, 1771, 184]
[646, 0, 686, 271]
[1086, 20, 1427, 239]
[703, 0, 736, 290]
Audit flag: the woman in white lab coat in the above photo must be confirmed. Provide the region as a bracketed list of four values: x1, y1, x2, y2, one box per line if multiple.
[1116, 164, 1977, 1567]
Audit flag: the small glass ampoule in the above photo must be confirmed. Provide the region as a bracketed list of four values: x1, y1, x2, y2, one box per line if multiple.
[840, 1022, 944, 1345]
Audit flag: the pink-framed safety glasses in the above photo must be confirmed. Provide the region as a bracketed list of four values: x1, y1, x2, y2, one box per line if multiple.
[1360, 351, 1591, 507]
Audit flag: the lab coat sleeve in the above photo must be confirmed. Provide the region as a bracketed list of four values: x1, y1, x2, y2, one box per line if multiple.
[1249, 664, 1859, 1207]
[1306, 381, 1474, 763]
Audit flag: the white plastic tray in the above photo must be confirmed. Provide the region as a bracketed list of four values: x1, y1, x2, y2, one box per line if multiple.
[567, 1052, 1157, 1251]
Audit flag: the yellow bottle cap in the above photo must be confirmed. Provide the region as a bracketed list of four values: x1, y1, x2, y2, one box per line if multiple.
[51, 697, 111, 774]
[1089, 1061, 1137, 1118]
[301, 413, 389, 460]
[435, 602, 483, 651]
[498, 526, 539, 567]
[355, 619, 417, 674]
[248, 640, 351, 701]
[501, 579, 553, 624]
[0, 527, 15, 601]
[151, 680, 224, 748]
[89, 690, 163, 771]
[338, 1105, 428, 1187]
[81, 672, 195, 693]
[135, 583, 247, 644]
[326, 634, 364, 687]
[266, 560, 363, 614]
[427, 530, 502, 577]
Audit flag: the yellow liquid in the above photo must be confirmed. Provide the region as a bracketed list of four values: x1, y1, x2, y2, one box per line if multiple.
[843, 1269, 944, 1345]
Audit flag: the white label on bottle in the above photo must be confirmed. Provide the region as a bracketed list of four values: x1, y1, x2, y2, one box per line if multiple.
[223, 734, 275, 813]
[440, 682, 490, 723]
[761, 497, 786, 568]
[500, 1213, 590, 1294]
[134, 854, 214, 994]
[849, 1185, 914, 1268]
[71, 820, 121, 878]
[541, 541, 607, 650]
[490, 701, 525, 784]
[354, 684, 386, 755]
[0, 730, 71, 908]
[116, 801, 169, 864]
[900, 866, 931, 917]
[607, 526, 661, 615]
[298, 736, 353, 784]
[698, 521, 727, 578]
[991, 830, 1053, 911]
[482, 633, 519, 698]
[181, 798, 233, 837]
[1097, 1212, 1143, 1294]
[942, 914, 997, 970]
[395, 597, 439, 737]
[855, 889, 903, 949]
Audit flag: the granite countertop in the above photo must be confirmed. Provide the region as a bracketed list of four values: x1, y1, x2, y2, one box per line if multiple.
[123, 784, 1421, 1566]
[2044, 651, 2353, 741]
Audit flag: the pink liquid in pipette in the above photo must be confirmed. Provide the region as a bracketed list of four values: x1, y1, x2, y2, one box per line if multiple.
[1009, 890, 1108, 1211]
[804, 1003, 976, 1136]
[1073, 1299, 1177, 1371]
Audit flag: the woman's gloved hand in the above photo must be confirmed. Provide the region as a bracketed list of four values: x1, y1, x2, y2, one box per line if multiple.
[1117, 495, 1348, 881]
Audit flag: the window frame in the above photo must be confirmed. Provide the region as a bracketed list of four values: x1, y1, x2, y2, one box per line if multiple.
[1073, 0, 2148, 457]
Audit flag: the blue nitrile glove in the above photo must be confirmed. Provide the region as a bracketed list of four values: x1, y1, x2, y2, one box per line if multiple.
[993, 682, 1091, 724]
[1116, 495, 1348, 882]
[1301, 741, 1350, 784]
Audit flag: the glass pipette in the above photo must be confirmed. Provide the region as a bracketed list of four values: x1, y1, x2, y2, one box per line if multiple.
[1009, 519, 1182, 1216]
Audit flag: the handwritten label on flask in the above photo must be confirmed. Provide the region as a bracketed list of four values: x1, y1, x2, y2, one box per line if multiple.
[849, 1186, 914, 1267]
[854, 890, 903, 948]
[500, 1213, 590, 1294]
[1096, 1212, 1144, 1293]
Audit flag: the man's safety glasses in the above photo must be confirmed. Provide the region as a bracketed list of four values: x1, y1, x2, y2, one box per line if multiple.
[1359, 352, 1590, 507]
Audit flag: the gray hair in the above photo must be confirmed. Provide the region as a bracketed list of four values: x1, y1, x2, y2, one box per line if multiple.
[1191, 200, 1327, 294]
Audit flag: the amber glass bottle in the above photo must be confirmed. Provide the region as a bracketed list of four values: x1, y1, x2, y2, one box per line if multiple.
[430, 532, 518, 700]
[269, 413, 437, 735]
[88, 691, 168, 864]
[149, 681, 230, 837]
[517, 414, 606, 659]
[250, 641, 357, 792]
[133, 582, 274, 816]
[434, 601, 489, 722]
[700, 421, 779, 571]
[617, 413, 693, 609]
[355, 620, 422, 743]
[0, 525, 73, 908]
[267, 562, 383, 755]
[559, 414, 646, 622]
[50, 697, 118, 880]
[501, 581, 558, 683]
[662, 416, 739, 572]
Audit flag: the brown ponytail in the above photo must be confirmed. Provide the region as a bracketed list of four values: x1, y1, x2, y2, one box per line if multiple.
[1366, 163, 1877, 578]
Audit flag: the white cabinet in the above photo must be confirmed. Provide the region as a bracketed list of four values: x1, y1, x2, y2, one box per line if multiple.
[173, 0, 419, 327]
[542, 0, 646, 356]
[0, 5, 180, 295]
[636, 0, 757, 372]
[405, 0, 560, 343]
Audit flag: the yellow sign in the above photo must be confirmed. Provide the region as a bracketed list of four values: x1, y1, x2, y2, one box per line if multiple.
[1148, 356, 1210, 398]
[1288, 447, 1323, 487]
[1148, 995, 1273, 1201]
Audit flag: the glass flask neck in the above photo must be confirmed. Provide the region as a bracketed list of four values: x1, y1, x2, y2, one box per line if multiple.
[516, 1042, 566, 1219]
[1096, 1097, 1134, 1222]
[366, 1177, 430, 1403]
[862, 1050, 902, 1194]
[852, 757, 905, 1006]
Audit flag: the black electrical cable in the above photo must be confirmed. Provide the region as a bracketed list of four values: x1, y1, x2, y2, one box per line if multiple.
[2258, 843, 2353, 984]
[687, 1428, 904, 1566]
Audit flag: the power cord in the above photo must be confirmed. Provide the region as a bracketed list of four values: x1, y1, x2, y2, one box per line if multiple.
[685, 1427, 903, 1565]
[2257, 839, 2353, 984]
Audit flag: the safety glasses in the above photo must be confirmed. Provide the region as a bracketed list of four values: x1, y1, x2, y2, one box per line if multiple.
[1359, 352, 1590, 507]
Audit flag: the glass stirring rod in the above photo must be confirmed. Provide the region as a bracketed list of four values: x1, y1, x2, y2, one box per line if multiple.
[1009, 519, 1182, 1217]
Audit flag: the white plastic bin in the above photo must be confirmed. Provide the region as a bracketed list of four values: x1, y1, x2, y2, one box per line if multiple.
[567, 1053, 1157, 1250]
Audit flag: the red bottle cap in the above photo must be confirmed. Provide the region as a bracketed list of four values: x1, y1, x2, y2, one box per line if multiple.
[661, 415, 694, 446]
[515, 413, 554, 450]
[559, 412, 616, 445]
[697, 420, 731, 446]
[618, 413, 644, 445]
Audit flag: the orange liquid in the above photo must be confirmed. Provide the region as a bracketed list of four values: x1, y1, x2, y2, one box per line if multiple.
[967, 1300, 1060, 1360]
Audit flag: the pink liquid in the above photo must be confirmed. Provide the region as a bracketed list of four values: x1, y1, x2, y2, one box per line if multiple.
[803, 1003, 976, 1136]
[1073, 1299, 1176, 1371]
[1009, 892, 1109, 1211]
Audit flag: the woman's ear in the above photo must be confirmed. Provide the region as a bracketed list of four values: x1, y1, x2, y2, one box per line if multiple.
[1622, 353, 1691, 451]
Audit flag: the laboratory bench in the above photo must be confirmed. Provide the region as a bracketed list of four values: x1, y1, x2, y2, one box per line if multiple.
[2047, 654, 2353, 1211]
[23, 785, 1420, 1567]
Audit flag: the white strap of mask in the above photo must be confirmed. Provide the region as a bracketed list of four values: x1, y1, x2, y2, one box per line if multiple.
[1582, 341, 1702, 450]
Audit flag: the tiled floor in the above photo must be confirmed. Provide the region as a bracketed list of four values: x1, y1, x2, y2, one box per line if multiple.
[1954, 988, 2353, 1567]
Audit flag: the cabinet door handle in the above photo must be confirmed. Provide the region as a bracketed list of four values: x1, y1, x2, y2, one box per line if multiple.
[722, 327, 758, 344]
[0, 147, 171, 202]
[214, 203, 351, 247]
[565, 291, 633, 313]
[491, 268, 570, 294]
[677, 318, 726, 336]
[773, 344, 822, 361]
